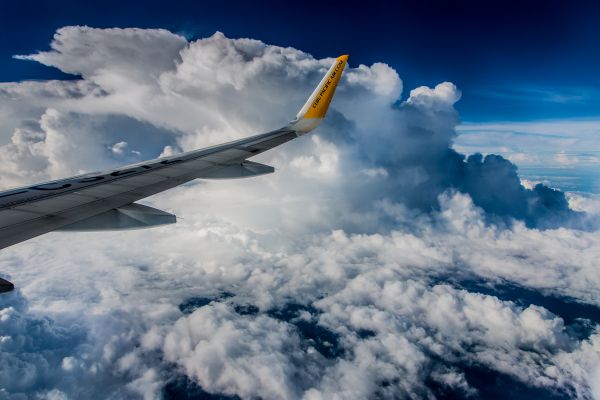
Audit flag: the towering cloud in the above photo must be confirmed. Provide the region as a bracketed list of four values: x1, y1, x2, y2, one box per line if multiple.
[0, 27, 599, 399]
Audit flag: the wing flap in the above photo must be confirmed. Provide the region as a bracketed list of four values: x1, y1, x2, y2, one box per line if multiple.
[57, 203, 176, 231]
[199, 161, 274, 179]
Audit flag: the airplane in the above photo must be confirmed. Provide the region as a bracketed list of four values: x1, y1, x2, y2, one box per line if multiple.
[0, 55, 348, 292]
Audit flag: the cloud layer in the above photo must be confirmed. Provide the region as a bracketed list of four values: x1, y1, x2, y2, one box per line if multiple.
[1, 26, 599, 399]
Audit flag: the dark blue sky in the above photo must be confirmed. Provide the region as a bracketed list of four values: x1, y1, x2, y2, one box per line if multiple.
[2, 0, 600, 121]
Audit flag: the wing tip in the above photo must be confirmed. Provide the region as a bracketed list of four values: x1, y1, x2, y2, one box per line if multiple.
[291, 54, 349, 134]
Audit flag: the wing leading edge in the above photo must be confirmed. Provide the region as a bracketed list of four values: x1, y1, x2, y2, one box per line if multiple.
[0, 55, 349, 253]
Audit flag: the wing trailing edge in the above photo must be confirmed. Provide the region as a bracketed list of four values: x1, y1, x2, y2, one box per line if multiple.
[199, 160, 274, 179]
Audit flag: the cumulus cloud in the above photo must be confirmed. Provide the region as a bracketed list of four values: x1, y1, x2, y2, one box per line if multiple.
[0, 26, 599, 400]
[2, 192, 600, 399]
[16, 26, 188, 85]
[406, 82, 461, 110]
[4, 26, 586, 228]
[568, 192, 600, 216]
[110, 141, 128, 155]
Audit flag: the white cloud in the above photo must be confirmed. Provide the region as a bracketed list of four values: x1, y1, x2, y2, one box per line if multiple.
[160, 303, 307, 399]
[407, 82, 461, 111]
[0, 26, 598, 400]
[2, 191, 600, 399]
[16, 26, 187, 86]
[344, 62, 403, 98]
[568, 192, 600, 215]
[111, 141, 128, 155]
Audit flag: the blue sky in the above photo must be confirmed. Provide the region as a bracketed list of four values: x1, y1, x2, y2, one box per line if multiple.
[3, 0, 600, 122]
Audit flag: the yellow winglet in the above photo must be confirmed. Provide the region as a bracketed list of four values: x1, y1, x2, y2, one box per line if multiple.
[290, 55, 348, 134]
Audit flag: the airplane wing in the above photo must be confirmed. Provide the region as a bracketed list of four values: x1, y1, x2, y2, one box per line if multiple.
[0, 55, 349, 256]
